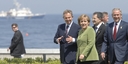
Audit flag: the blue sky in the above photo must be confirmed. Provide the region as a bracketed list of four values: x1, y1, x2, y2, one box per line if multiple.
[0, 0, 128, 14]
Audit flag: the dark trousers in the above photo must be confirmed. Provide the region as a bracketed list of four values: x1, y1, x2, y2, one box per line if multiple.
[77, 60, 97, 64]
[61, 62, 75, 64]
[105, 54, 109, 64]
[61, 60, 75, 64]
[111, 52, 124, 64]
[14, 55, 22, 58]
[97, 54, 106, 64]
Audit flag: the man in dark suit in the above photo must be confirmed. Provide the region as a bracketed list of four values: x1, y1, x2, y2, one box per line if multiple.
[92, 12, 106, 64]
[102, 11, 110, 64]
[54, 9, 80, 64]
[101, 8, 128, 64]
[7, 23, 26, 58]
[102, 12, 109, 26]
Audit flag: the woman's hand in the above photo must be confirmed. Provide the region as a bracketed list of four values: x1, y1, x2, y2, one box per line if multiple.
[79, 54, 84, 60]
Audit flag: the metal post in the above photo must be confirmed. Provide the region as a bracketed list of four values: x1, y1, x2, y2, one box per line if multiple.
[43, 54, 46, 63]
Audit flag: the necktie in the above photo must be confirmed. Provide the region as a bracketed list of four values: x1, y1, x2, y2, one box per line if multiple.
[66, 25, 69, 35]
[94, 26, 97, 32]
[113, 23, 117, 40]
[62, 25, 69, 42]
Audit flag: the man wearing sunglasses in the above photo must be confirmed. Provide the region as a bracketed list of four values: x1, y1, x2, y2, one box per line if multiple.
[7, 23, 26, 58]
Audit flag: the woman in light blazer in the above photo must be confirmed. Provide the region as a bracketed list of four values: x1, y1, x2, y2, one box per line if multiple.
[76, 14, 99, 64]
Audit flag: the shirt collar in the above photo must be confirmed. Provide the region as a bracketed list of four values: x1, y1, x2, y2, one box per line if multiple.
[114, 20, 121, 26]
[96, 22, 103, 29]
[65, 21, 73, 28]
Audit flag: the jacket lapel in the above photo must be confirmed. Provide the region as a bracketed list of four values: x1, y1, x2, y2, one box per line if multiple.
[109, 22, 114, 41]
[96, 24, 104, 38]
[68, 22, 74, 35]
[115, 20, 123, 40]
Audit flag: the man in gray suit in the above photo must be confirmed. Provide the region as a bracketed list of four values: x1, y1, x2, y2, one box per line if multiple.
[101, 8, 128, 64]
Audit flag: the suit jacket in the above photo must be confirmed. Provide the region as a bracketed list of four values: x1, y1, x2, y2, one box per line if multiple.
[9, 30, 26, 56]
[76, 26, 99, 62]
[101, 20, 128, 63]
[93, 23, 106, 54]
[54, 22, 80, 63]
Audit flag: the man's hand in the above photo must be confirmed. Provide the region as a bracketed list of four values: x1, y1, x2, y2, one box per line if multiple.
[57, 36, 63, 44]
[79, 54, 84, 60]
[66, 35, 73, 43]
[101, 52, 105, 60]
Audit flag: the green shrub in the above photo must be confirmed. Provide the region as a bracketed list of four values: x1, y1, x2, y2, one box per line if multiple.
[0, 60, 8, 64]
[47, 58, 60, 64]
[25, 58, 35, 63]
[35, 57, 43, 63]
[12, 58, 23, 63]
[0, 57, 60, 64]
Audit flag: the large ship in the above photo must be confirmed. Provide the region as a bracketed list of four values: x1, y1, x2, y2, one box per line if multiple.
[0, 0, 45, 19]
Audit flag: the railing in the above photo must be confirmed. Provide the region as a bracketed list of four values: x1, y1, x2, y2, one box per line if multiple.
[0, 48, 60, 62]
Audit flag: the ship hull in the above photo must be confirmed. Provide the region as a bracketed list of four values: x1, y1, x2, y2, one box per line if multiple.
[0, 15, 45, 19]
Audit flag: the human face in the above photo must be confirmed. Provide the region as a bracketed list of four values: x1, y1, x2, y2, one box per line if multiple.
[12, 25, 17, 32]
[103, 14, 109, 22]
[63, 13, 73, 25]
[112, 10, 122, 23]
[92, 14, 101, 26]
[79, 18, 89, 29]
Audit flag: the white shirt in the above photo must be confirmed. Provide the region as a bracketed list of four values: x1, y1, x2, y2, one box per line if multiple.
[56, 21, 75, 43]
[65, 21, 75, 42]
[65, 21, 73, 34]
[95, 22, 103, 33]
[113, 20, 121, 34]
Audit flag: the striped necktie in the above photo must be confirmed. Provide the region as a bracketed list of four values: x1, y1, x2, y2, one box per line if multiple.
[113, 23, 117, 40]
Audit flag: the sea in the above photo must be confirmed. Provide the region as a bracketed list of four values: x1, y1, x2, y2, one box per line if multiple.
[0, 14, 128, 49]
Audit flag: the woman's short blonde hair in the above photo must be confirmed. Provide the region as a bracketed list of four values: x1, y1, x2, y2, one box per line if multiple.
[78, 14, 90, 25]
